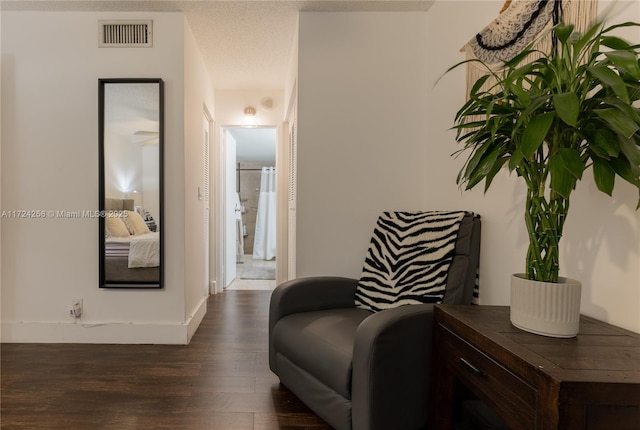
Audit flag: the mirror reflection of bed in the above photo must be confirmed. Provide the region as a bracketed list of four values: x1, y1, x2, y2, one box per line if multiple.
[99, 79, 163, 288]
[104, 198, 159, 283]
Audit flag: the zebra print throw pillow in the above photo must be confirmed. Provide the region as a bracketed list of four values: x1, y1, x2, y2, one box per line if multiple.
[355, 211, 468, 312]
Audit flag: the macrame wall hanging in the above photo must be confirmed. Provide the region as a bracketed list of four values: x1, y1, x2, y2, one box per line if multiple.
[461, 0, 599, 96]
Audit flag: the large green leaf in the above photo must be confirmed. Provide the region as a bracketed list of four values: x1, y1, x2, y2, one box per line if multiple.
[462, 141, 492, 181]
[610, 156, 640, 188]
[573, 21, 603, 56]
[592, 157, 615, 195]
[600, 36, 633, 50]
[629, 84, 640, 103]
[552, 93, 579, 126]
[588, 66, 629, 103]
[603, 96, 640, 124]
[521, 112, 555, 158]
[605, 51, 640, 80]
[519, 95, 551, 126]
[549, 154, 577, 198]
[612, 156, 640, 208]
[603, 21, 640, 34]
[588, 145, 610, 160]
[588, 128, 620, 158]
[509, 61, 545, 85]
[465, 147, 502, 190]
[483, 157, 507, 192]
[618, 135, 640, 174]
[507, 81, 531, 105]
[559, 148, 585, 180]
[509, 146, 525, 172]
[470, 74, 491, 97]
[595, 109, 640, 138]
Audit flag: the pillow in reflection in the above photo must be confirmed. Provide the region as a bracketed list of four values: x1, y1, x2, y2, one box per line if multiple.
[121, 215, 136, 235]
[106, 214, 130, 238]
[127, 210, 151, 235]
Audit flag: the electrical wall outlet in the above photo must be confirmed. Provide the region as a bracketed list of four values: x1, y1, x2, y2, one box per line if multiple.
[69, 298, 82, 318]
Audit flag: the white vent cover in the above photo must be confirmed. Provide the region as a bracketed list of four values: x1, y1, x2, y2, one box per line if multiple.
[99, 20, 153, 47]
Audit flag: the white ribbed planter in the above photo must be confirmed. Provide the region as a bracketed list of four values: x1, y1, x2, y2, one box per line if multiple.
[510, 274, 582, 338]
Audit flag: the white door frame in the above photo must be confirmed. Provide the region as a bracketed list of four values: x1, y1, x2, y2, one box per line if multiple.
[203, 107, 214, 296]
[212, 124, 224, 294]
[214, 124, 285, 293]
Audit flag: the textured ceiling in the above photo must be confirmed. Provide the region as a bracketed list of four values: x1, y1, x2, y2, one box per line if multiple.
[2, 0, 434, 89]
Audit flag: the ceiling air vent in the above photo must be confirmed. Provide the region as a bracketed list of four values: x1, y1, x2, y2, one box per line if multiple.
[99, 20, 153, 48]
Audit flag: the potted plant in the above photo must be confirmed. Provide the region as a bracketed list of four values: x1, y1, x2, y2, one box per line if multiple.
[448, 20, 640, 337]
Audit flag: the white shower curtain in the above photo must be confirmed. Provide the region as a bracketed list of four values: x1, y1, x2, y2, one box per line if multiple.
[253, 166, 276, 260]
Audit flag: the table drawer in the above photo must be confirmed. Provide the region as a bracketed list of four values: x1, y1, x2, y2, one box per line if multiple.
[439, 324, 537, 430]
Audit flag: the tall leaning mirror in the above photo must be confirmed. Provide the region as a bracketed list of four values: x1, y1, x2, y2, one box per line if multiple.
[99, 78, 164, 288]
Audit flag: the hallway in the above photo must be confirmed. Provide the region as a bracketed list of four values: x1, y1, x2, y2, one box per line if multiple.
[227, 255, 276, 291]
[1, 291, 331, 429]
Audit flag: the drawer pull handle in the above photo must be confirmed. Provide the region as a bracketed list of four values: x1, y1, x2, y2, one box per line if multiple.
[460, 357, 484, 376]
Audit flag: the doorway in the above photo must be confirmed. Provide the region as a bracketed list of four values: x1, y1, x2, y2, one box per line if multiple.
[222, 127, 277, 290]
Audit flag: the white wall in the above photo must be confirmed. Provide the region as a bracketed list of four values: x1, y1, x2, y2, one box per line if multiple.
[183, 17, 214, 340]
[297, 12, 432, 276]
[0, 11, 199, 343]
[297, 7, 640, 333]
[0, 9, 3, 327]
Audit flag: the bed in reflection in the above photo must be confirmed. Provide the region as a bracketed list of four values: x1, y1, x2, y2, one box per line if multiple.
[104, 198, 160, 283]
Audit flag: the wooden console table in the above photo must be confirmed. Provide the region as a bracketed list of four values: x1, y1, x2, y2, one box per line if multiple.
[431, 305, 640, 430]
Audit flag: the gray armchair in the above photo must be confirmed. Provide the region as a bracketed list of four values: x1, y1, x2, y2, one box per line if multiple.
[269, 212, 481, 430]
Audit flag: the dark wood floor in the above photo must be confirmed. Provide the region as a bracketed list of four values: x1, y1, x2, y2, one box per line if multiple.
[1, 290, 333, 430]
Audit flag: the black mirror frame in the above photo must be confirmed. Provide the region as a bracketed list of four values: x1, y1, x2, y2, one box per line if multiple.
[98, 78, 164, 289]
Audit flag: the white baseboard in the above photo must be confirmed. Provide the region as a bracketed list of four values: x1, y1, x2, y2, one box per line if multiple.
[1, 297, 209, 344]
[186, 295, 208, 343]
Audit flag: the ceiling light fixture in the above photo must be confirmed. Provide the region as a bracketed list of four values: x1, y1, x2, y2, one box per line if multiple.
[242, 106, 257, 128]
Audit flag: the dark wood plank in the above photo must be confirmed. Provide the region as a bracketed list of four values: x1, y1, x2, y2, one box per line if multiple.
[1, 290, 332, 430]
[432, 305, 640, 430]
